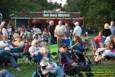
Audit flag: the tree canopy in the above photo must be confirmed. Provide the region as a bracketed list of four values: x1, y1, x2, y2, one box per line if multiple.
[0, 0, 61, 21]
[64, 0, 115, 29]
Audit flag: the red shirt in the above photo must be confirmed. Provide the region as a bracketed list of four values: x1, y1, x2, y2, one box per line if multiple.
[94, 35, 102, 43]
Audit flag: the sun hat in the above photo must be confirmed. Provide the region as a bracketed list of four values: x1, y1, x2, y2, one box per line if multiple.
[40, 57, 58, 74]
[104, 23, 110, 29]
[74, 22, 79, 26]
[40, 57, 49, 74]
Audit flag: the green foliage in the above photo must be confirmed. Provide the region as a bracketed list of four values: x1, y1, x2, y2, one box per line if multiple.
[64, 0, 115, 29]
[0, 0, 61, 20]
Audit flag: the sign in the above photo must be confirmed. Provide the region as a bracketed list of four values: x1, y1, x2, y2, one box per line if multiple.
[43, 13, 70, 17]
[31, 11, 81, 18]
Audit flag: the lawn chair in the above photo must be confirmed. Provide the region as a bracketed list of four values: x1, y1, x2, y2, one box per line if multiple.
[58, 45, 93, 77]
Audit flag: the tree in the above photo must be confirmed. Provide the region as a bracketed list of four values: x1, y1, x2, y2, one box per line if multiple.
[0, 0, 61, 21]
[64, 0, 89, 16]
[64, 0, 115, 29]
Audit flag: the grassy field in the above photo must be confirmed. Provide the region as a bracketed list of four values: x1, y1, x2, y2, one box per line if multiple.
[7, 62, 115, 77]
[2, 43, 115, 77]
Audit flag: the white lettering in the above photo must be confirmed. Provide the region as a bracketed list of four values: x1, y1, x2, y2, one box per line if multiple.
[43, 14, 49, 17]
[43, 13, 70, 17]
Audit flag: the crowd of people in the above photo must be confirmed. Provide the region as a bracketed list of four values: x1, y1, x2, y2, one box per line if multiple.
[0, 19, 115, 77]
[90, 21, 115, 62]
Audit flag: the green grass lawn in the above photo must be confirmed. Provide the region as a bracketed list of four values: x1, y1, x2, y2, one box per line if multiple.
[7, 62, 115, 77]
[2, 44, 115, 77]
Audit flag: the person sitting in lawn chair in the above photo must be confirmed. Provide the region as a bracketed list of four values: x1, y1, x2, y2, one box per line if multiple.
[91, 32, 113, 63]
[89, 32, 105, 61]
[11, 33, 25, 54]
[95, 35, 115, 62]
[72, 35, 89, 53]
[32, 57, 64, 77]
[29, 39, 51, 63]
[70, 36, 87, 63]
[71, 36, 84, 52]
[58, 45, 93, 77]
[0, 34, 21, 71]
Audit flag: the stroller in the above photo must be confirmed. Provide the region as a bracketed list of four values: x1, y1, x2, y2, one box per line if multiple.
[58, 44, 93, 77]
